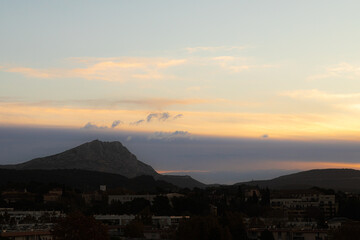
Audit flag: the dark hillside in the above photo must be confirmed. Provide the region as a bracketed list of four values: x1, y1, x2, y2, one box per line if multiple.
[0, 169, 177, 193]
[239, 169, 360, 192]
[0, 140, 206, 189]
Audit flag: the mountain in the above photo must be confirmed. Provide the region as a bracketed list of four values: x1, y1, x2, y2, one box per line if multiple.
[156, 175, 205, 190]
[1, 140, 205, 189]
[238, 169, 360, 192]
[3, 140, 157, 178]
[0, 169, 177, 192]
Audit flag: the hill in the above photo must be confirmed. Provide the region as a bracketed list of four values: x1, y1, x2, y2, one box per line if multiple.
[2, 140, 157, 178]
[239, 169, 360, 192]
[0, 168, 177, 192]
[0, 140, 205, 189]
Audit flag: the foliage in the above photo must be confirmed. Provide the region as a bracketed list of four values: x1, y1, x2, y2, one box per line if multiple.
[52, 211, 108, 240]
[338, 196, 360, 220]
[260, 229, 274, 240]
[332, 222, 360, 240]
[219, 212, 248, 240]
[152, 195, 173, 216]
[124, 220, 144, 238]
[176, 215, 232, 240]
[172, 192, 210, 216]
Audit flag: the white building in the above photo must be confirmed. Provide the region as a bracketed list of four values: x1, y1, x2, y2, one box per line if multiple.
[108, 194, 156, 204]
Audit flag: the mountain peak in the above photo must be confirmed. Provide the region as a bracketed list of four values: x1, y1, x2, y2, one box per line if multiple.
[1, 140, 206, 189]
[12, 140, 158, 178]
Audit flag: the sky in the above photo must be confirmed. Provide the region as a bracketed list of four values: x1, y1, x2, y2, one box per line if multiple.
[1, 1, 360, 184]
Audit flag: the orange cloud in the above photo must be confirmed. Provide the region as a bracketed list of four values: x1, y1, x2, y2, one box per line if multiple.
[2, 50, 278, 82]
[185, 46, 247, 53]
[281, 89, 360, 101]
[2, 101, 360, 140]
[217, 160, 360, 173]
[263, 161, 360, 171]
[6, 67, 57, 78]
[0, 97, 212, 110]
[156, 170, 210, 174]
[308, 62, 360, 80]
[3, 57, 186, 82]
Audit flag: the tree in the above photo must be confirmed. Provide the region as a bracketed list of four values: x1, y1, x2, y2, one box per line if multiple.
[124, 220, 144, 238]
[176, 216, 231, 240]
[152, 196, 173, 216]
[260, 188, 270, 206]
[52, 211, 108, 240]
[332, 222, 360, 240]
[122, 198, 151, 215]
[260, 229, 274, 240]
[220, 212, 248, 240]
[172, 195, 210, 216]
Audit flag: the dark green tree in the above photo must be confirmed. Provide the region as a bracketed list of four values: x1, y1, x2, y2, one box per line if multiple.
[332, 222, 360, 240]
[124, 220, 144, 238]
[176, 216, 231, 240]
[260, 229, 274, 240]
[220, 212, 248, 240]
[260, 188, 270, 206]
[152, 196, 173, 216]
[52, 211, 108, 240]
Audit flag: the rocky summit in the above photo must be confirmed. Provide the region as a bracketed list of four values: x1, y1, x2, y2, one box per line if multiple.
[1, 140, 206, 189]
[4, 140, 158, 178]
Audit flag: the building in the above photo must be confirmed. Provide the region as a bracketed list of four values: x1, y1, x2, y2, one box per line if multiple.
[0, 209, 64, 240]
[2, 190, 36, 204]
[247, 228, 328, 240]
[152, 216, 190, 229]
[43, 188, 62, 203]
[94, 214, 136, 226]
[94, 214, 190, 238]
[82, 191, 103, 205]
[270, 190, 337, 221]
[108, 194, 157, 204]
[0, 230, 53, 240]
[108, 193, 184, 205]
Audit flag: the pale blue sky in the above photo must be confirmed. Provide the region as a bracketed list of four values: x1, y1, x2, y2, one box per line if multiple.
[1, 1, 359, 102]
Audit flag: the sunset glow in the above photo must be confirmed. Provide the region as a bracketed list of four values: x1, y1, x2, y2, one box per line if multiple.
[2, 1, 360, 182]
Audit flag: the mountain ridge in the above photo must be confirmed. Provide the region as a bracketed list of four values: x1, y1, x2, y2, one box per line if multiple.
[0, 168, 177, 192]
[0, 140, 205, 189]
[238, 168, 360, 192]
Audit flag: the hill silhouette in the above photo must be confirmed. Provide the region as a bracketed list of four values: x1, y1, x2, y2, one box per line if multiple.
[0, 168, 177, 192]
[239, 168, 360, 192]
[0, 140, 205, 189]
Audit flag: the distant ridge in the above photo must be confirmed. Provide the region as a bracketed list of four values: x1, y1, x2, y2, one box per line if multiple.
[238, 168, 360, 192]
[0, 140, 205, 189]
[0, 169, 177, 192]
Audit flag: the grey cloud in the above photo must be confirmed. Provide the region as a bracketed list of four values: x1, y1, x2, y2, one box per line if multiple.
[147, 113, 159, 122]
[95, 115, 177, 128]
[111, 120, 122, 128]
[173, 114, 183, 119]
[262, 134, 269, 138]
[82, 122, 108, 130]
[146, 112, 178, 122]
[159, 112, 170, 121]
[148, 131, 190, 141]
[130, 112, 183, 127]
[172, 130, 189, 136]
[130, 119, 145, 126]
